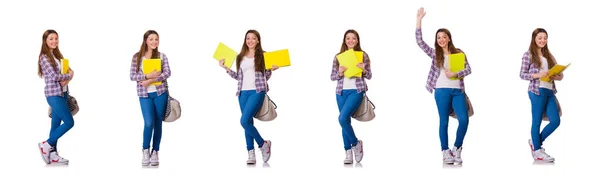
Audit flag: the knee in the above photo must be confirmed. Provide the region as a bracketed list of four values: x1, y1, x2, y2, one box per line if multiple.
[240, 118, 251, 129]
[338, 115, 350, 126]
[64, 119, 75, 129]
[144, 120, 154, 129]
[550, 117, 561, 127]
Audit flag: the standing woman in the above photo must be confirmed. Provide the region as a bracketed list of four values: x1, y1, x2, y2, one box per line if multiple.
[415, 8, 472, 164]
[218, 30, 278, 164]
[37, 29, 74, 165]
[330, 29, 372, 164]
[130, 30, 172, 166]
[520, 28, 562, 162]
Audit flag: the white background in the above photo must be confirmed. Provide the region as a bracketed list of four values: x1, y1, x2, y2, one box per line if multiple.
[1, 0, 597, 178]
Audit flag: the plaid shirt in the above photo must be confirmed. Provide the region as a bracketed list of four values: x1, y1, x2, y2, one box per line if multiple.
[129, 52, 171, 98]
[330, 51, 372, 95]
[226, 67, 272, 96]
[416, 28, 471, 93]
[519, 51, 558, 95]
[40, 54, 72, 97]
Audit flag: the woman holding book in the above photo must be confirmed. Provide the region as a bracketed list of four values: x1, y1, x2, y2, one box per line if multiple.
[415, 7, 472, 164]
[330, 29, 372, 164]
[130, 30, 172, 166]
[218, 29, 278, 164]
[37, 29, 74, 165]
[520, 28, 562, 162]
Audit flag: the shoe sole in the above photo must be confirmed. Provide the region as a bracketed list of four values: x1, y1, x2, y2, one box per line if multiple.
[38, 143, 50, 164]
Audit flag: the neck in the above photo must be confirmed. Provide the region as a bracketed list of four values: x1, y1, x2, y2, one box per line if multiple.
[443, 47, 450, 55]
[536, 48, 543, 55]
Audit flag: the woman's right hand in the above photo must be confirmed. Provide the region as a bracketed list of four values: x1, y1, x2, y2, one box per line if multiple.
[534, 71, 549, 79]
[219, 59, 227, 69]
[146, 70, 160, 79]
[338, 66, 347, 76]
[416, 7, 426, 28]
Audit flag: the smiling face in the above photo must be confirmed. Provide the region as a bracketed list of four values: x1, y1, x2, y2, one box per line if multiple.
[146, 34, 159, 50]
[535, 32, 547, 48]
[245, 32, 259, 50]
[345, 32, 358, 50]
[436, 31, 450, 49]
[46, 33, 58, 50]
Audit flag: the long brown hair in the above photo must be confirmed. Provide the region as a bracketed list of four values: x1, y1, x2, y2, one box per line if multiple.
[339, 29, 363, 54]
[235, 30, 265, 72]
[528, 28, 555, 68]
[135, 30, 160, 71]
[38, 29, 64, 78]
[434, 28, 461, 69]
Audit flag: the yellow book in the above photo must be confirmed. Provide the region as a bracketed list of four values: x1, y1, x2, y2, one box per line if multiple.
[449, 53, 465, 80]
[353, 51, 364, 77]
[541, 62, 571, 82]
[264, 49, 291, 70]
[336, 49, 362, 78]
[61, 59, 69, 74]
[142, 59, 162, 85]
[213, 42, 237, 69]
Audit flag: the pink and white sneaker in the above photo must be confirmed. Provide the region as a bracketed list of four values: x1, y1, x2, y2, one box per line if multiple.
[343, 150, 353, 164]
[260, 140, 271, 162]
[533, 148, 555, 162]
[528, 139, 535, 158]
[352, 140, 363, 163]
[50, 151, 69, 164]
[38, 141, 52, 164]
[442, 149, 454, 164]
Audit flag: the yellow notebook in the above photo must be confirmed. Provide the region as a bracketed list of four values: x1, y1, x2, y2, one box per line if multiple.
[449, 53, 465, 80]
[61, 59, 69, 74]
[142, 59, 162, 85]
[213, 42, 237, 68]
[336, 49, 362, 78]
[353, 51, 364, 77]
[541, 62, 571, 82]
[264, 49, 291, 70]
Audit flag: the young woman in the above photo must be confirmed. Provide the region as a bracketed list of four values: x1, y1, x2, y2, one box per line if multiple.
[37, 29, 74, 165]
[520, 28, 562, 162]
[129, 30, 172, 166]
[330, 29, 372, 164]
[218, 29, 278, 164]
[415, 7, 472, 164]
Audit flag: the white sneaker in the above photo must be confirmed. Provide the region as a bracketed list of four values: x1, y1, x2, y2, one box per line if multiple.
[247, 149, 257, 164]
[528, 139, 535, 158]
[452, 147, 463, 164]
[260, 140, 271, 162]
[150, 150, 159, 166]
[352, 140, 363, 163]
[38, 141, 52, 164]
[50, 151, 69, 164]
[442, 149, 454, 164]
[344, 150, 353, 164]
[142, 149, 150, 166]
[533, 149, 555, 162]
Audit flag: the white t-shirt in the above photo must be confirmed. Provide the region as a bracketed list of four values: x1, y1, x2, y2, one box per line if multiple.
[241, 56, 257, 90]
[342, 77, 357, 89]
[539, 56, 554, 89]
[435, 55, 461, 89]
